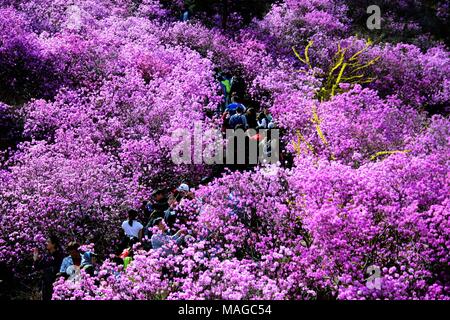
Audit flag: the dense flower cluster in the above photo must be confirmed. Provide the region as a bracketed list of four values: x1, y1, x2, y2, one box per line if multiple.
[0, 0, 449, 300]
[0, 1, 220, 274]
[366, 43, 450, 109]
[53, 131, 449, 299]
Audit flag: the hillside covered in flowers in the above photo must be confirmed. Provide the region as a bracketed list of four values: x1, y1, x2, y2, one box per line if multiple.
[0, 0, 449, 300]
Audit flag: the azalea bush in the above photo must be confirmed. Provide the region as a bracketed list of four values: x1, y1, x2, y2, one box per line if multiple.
[53, 137, 449, 299]
[0, 0, 449, 300]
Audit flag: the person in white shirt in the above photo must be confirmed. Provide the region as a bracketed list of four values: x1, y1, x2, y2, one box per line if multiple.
[121, 209, 143, 240]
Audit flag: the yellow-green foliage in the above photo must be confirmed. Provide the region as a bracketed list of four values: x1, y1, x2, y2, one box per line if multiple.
[293, 105, 336, 161]
[293, 130, 315, 156]
[293, 40, 313, 70]
[311, 105, 328, 147]
[370, 150, 411, 161]
[292, 38, 380, 160]
[292, 42, 412, 163]
[293, 38, 380, 102]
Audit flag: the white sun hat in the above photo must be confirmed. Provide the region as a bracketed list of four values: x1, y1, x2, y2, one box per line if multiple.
[177, 183, 190, 193]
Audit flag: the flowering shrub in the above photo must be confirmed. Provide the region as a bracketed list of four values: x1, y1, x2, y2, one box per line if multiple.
[285, 86, 423, 165]
[253, 0, 349, 56]
[0, 8, 62, 104]
[0, 3, 221, 274]
[53, 137, 449, 299]
[365, 43, 450, 109]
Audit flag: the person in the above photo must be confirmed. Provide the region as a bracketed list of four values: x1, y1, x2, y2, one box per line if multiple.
[226, 95, 246, 116]
[81, 252, 98, 276]
[246, 108, 258, 129]
[143, 190, 169, 246]
[149, 189, 169, 214]
[164, 195, 178, 229]
[257, 112, 269, 129]
[141, 200, 152, 224]
[121, 209, 143, 241]
[180, 5, 191, 22]
[259, 132, 279, 160]
[58, 242, 92, 280]
[185, 190, 195, 201]
[221, 110, 231, 133]
[33, 235, 65, 300]
[218, 72, 232, 107]
[229, 105, 248, 129]
[150, 218, 186, 252]
[230, 76, 245, 98]
[176, 183, 190, 199]
[263, 107, 273, 123]
[119, 247, 133, 270]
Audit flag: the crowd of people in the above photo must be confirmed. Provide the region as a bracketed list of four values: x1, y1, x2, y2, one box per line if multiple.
[221, 94, 275, 132]
[30, 71, 280, 300]
[216, 71, 284, 168]
[32, 183, 196, 300]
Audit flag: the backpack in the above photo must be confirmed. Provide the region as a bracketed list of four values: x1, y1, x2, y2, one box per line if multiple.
[229, 114, 246, 129]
